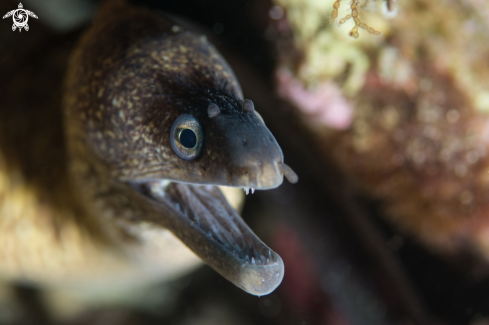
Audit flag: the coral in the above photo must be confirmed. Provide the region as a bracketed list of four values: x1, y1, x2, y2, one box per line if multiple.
[272, 0, 489, 267]
[277, 69, 353, 129]
[331, 0, 382, 39]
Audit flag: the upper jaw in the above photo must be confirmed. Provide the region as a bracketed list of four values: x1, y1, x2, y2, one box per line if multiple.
[200, 111, 298, 189]
[129, 179, 284, 296]
[228, 160, 299, 191]
[124, 157, 298, 193]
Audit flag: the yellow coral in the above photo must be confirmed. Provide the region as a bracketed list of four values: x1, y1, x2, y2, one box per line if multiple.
[273, 0, 389, 94]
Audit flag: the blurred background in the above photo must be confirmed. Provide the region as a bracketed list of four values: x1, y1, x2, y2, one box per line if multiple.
[2, 0, 489, 324]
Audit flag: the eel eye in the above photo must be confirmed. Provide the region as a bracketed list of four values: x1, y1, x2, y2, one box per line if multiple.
[170, 114, 204, 160]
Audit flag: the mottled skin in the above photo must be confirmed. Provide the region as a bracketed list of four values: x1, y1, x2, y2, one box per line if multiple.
[64, 0, 295, 296]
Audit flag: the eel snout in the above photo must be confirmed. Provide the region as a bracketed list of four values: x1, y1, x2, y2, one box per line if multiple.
[209, 114, 298, 190]
[231, 159, 298, 193]
[134, 180, 284, 296]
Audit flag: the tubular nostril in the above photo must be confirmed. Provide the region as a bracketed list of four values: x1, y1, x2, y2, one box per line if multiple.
[278, 162, 298, 184]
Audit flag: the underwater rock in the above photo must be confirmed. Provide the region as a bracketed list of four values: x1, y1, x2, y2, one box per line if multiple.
[272, 0, 489, 267]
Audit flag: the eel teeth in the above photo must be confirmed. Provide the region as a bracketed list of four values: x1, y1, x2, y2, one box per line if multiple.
[243, 187, 255, 195]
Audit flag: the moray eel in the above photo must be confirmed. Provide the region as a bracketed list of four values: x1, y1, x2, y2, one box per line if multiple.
[64, 0, 297, 296]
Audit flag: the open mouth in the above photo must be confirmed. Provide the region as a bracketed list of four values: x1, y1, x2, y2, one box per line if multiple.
[129, 179, 284, 296]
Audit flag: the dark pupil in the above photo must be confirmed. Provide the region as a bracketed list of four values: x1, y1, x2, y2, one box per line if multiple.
[180, 129, 197, 148]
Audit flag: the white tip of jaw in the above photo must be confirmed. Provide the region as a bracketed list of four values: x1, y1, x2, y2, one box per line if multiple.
[252, 257, 255, 264]
[251, 187, 255, 194]
[237, 254, 284, 296]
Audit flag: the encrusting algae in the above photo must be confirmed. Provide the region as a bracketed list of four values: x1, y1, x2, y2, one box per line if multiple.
[271, 0, 489, 268]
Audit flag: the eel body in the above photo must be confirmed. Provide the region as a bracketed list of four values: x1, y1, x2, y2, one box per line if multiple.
[62, 0, 297, 296]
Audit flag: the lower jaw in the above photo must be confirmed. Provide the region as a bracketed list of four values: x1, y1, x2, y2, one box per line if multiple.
[130, 180, 285, 296]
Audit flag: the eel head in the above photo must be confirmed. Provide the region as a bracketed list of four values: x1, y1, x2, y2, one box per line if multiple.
[65, 2, 297, 296]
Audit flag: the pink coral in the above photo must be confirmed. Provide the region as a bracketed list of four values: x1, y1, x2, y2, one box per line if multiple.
[277, 69, 353, 130]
